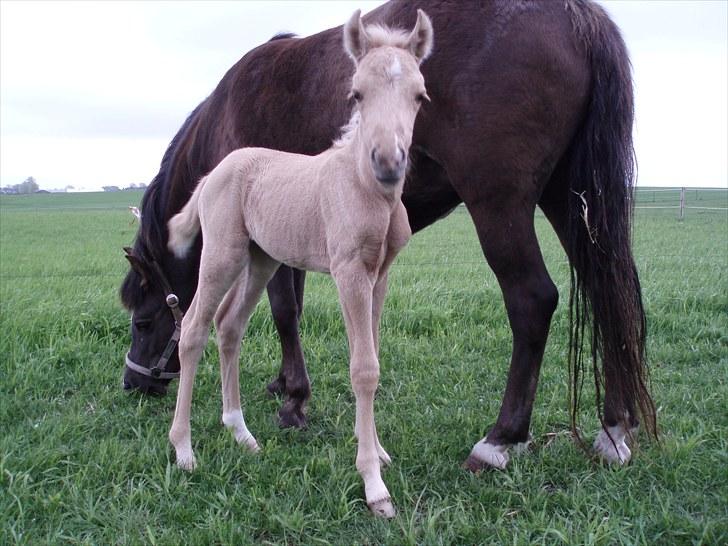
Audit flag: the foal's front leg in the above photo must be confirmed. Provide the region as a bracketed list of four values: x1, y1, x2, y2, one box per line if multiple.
[334, 265, 395, 518]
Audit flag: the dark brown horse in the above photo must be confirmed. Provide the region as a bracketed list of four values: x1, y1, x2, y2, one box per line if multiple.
[120, 0, 656, 470]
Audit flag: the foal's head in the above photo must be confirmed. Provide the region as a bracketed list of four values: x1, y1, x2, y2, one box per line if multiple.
[343, 9, 433, 186]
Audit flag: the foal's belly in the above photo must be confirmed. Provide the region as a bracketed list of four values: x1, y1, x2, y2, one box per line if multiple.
[244, 203, 330, 274]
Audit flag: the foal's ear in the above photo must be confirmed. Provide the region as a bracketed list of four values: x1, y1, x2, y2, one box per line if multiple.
[344, 9, 369, 63]
[407, 9, 434, 64]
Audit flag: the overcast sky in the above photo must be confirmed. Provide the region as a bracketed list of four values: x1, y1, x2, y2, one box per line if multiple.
[1, 0, 726, 191]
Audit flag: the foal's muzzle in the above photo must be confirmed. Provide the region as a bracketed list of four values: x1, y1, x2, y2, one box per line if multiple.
[371, 146, 406, 185]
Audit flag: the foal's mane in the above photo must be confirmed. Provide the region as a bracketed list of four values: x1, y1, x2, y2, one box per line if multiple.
[362, 24, 410, 50]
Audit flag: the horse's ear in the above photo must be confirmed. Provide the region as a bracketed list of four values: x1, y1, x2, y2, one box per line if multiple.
[407, 9, 434, 64]
[344, 9, 368, 63]
[123, 247, 149, 287]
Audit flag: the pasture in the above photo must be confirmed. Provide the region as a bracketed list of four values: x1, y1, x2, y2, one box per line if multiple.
[1, 190, 726, 544]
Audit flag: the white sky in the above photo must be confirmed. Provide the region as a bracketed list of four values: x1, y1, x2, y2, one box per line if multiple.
[1, 0, 726, 191]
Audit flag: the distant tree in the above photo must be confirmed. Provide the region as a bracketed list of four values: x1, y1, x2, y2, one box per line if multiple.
[16, 177, 39, 194]
[102, 185, 121, 192]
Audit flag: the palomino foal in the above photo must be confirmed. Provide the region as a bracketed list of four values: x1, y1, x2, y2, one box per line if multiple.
[165, 10, 433, 517]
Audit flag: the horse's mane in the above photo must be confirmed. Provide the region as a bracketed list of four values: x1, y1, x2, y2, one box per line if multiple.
[120, 31, 302, 311]
[119, 101, 205, 309]
[270, 32, 297, 41]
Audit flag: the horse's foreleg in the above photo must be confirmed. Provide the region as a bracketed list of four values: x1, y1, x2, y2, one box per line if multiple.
[215, 248, 281, 453]
[462, 205, 558, 472]
[266, 266, 311, 429]
[334, 266, 395, 518]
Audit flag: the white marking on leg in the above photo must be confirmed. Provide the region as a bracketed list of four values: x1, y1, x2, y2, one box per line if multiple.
[469, 437, 510, 470]
[593, 424, 631, 464]
[223, 410, 260, 453]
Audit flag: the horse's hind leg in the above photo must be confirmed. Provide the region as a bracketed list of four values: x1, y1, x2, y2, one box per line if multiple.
[265, 266, 311, 428]
[216, 244, 281, 452]
[169, 244, 246, 470]
[540, 192, 638, 464]
[462, 200, 558, 472]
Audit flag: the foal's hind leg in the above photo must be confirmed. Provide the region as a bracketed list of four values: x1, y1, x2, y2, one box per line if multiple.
[169, 246, 246, 470]
[216, 245, 281, 452]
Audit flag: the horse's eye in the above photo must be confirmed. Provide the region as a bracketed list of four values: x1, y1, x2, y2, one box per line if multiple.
[351, 90, 363, 102]
[134, 318, 152, 331]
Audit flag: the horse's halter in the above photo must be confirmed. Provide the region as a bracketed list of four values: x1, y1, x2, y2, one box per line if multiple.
[125, 257, 184, 380]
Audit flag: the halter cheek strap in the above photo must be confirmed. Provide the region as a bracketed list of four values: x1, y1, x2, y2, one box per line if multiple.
[125, 259, 185, 380]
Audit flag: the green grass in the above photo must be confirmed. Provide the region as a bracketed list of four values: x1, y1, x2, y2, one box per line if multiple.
[1, 190, 726, 545]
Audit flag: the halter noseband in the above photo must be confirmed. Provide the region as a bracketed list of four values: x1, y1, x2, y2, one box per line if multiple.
[125, 259, 184, 380]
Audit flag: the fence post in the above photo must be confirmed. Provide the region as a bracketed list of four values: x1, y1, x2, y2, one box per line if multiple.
[679, 187, 686, 220]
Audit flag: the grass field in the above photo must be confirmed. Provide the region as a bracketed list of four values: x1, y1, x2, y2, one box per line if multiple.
[1, 190, 726, 545]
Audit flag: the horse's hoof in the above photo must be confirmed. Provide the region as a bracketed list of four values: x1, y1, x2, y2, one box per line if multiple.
[278, 406, 307, 429]
[368, 497, 396, 518]
[593, 427, 631, 464]
[464, 441, 509, 473]
[266, 378, 285, 397]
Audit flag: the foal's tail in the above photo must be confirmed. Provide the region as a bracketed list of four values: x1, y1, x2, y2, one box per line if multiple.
[167, 176, 207, 259]
[558, 2, 657, 439]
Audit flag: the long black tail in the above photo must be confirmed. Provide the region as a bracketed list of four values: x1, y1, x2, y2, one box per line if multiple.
[562, 1, 657, 439]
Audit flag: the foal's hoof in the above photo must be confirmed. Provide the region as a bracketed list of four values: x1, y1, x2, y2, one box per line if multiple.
[463, 441, 509, 472]
[176, 453, 197, 471]
[368, 497, 396, 518]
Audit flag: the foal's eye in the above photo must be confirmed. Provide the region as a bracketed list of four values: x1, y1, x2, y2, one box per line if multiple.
[351, 90, 363, 102]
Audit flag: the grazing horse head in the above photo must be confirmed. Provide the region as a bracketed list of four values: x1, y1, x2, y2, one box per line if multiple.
[120, 246, 180, 395]
[343, 9, 432, 187]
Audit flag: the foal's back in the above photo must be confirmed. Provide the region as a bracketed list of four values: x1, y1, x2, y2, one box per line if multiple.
[201, 146, 360, 274]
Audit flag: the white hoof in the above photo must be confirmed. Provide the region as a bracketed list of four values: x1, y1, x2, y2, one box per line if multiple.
[223, 410, 260, 453]
[594, 426, 631, 464]
[176, 451, 197, 471]
[465, 440, 510, 471]
[368, 496, 396, 518]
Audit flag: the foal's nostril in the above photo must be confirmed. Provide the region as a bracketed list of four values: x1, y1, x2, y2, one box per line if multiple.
[122, 379, 132, 390]
[397, 146, 406, 164]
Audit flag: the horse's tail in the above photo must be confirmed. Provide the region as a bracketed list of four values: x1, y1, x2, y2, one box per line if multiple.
[167, 176, 206, 259]
[559, 2, 657, 439]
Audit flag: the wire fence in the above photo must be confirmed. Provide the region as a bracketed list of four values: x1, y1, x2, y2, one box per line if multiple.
[633, 187, 727, 218]
[1, 188, 725, 284]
